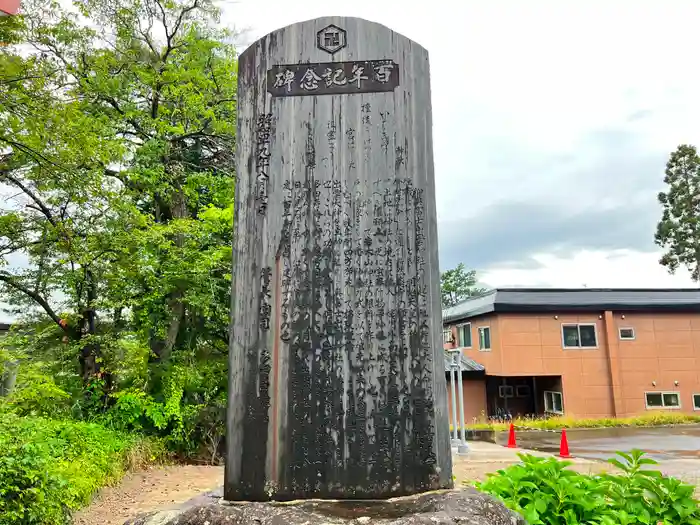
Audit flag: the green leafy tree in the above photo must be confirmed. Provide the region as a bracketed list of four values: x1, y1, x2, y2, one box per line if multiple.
[440, 263, 487, 307]
[0, 0, 236, 420]
[655, 144, 700, 281]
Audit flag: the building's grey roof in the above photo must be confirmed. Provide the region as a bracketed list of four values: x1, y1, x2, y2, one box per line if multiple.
[443, 288, 700, 324]
[443, 350, 485, 373]
[443, 290, 498, 322]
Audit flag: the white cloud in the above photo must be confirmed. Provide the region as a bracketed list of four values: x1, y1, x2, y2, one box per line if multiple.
[3, 0, 697, 312]
[220, 0, 700, 287]
[481, 249, 695, 288]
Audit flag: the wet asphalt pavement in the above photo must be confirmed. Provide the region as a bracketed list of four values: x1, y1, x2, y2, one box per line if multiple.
[508, 425, 700, 483]
[512, 425, 700, 461]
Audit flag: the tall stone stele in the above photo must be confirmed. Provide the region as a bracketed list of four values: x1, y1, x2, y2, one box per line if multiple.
[226, 16, 451, 501]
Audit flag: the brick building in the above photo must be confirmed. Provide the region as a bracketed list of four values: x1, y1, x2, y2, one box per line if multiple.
[0, 0, 19, 15]
[443, 288, 700, 423]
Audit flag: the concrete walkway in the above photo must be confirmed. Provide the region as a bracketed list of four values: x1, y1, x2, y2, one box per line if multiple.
[452, 440, 700, 494]
[501, 426, 700, 490]
[450, 441, 607, 485]
[453, 440, 593, 463]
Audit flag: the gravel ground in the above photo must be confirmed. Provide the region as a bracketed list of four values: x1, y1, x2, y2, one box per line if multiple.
[72, 442, 697, 525]
[72, 465, 224, 525]
[74, 463, 518, 525]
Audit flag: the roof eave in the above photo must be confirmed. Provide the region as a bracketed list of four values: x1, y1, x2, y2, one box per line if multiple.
[444, 302, 700, 325]
[497, 302, 700, 313]
[444, 369, 486, 378]
[442, 304, 496, 324]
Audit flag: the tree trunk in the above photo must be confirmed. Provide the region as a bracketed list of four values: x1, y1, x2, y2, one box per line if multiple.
[77, 269, 112, 404]
[150, 183, 188, 363]
[114, 307, 125, 331]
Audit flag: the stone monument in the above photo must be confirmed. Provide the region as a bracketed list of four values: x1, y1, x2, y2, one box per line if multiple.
[226, 16, 451, 501]
[124, 16, 527, 525]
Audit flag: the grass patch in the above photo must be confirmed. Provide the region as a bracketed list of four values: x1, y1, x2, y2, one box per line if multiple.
[458, 412, 700, 432]
[0, 413, 164, 525]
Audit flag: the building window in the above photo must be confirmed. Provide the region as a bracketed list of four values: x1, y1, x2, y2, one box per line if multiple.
[619, 327, 635, 340]
[516, 385, 530, 398]
[478, 326, 491, 351]
[562, 324, 597, 348]
[446, 350, 460, 367]
[645, 392, 681, 409]
[457, 323, 471, 347]
[442, 328, 454, 344]
[544, 391, 563, 414]
[498, 385, 513, 398]
[694, 394, 700, 411]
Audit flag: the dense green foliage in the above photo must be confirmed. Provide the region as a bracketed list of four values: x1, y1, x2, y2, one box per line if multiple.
[655, 144, 700, 281]
[0, 412, 162, 525]
[0, 1, 232, 515]
[0, 0, 235, 460]
[440, 263, 487, 307]
[476, 450, 700, 525]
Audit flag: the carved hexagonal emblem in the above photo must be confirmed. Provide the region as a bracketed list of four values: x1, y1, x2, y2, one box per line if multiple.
[316, 24, 347, 55]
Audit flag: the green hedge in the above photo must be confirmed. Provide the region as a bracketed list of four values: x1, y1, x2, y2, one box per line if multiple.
[0, 413, 162, 525]
[464, 413, 700, 431]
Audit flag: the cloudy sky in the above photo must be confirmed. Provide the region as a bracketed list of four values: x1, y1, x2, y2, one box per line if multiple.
[2, 1, 699, 323]
[223, 0, 700, 288]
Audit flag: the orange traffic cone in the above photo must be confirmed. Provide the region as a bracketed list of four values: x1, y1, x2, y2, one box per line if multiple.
[506, 423, 517, 448]
[559, 428, 571, 458]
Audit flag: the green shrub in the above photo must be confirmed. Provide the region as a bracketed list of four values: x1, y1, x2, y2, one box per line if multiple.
[0, 413, 163, 525]
[2, 367, 72, 418]
[103, 386, 225, 462]
[474, 449, 700, 525]
[0, 329, 76, 418]
[101, 362, 226, 462]
[1, 325, 228, 463]
[0, 441, 68, 524]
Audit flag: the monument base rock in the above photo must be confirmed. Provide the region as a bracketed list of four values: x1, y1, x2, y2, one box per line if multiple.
[124, 488, 526, 525]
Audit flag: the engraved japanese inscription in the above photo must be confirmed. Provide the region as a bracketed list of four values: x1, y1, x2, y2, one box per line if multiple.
[227, 16, 451, 503]
[267, 60, 399, 97]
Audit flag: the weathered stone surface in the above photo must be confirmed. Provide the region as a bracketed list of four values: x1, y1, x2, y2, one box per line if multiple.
[227, 15, 451, 502]
[125, 489, 527, 525]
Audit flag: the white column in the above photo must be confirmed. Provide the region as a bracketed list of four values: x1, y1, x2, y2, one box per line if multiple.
[450, 368, 459, 442]
[456, 362, 466, 440]
[455, 352, 469, 454]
